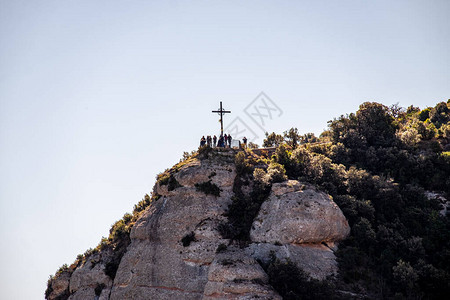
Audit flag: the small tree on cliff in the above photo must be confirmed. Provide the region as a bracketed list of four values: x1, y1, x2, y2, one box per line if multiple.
[283, 127, 301, 148]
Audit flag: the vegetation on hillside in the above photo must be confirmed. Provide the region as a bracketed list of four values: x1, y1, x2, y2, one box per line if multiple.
[46, 100, 449, 300]
[261, 100, 450, 299]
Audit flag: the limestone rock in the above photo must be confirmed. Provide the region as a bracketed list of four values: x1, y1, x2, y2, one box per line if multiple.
[250, 180, 350, 244]
[46, 152, 351, 300]
[203, 249, 281, 300]
[68, 252, 112, 297]
[245, 243, 338, 280]
[109, 158, 236, 299]
[46, 271, 70, 300]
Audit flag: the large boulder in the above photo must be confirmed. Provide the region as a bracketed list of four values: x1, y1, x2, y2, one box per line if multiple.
[250, 180, 350, 244]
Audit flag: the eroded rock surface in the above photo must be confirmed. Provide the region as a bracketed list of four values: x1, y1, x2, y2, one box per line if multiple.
[245, 243, 338, 280]
[47, 151, 350, 300]
[250, 180, 350, 244]
[203, 249, 281, 300]
[110, 156, 235, 299]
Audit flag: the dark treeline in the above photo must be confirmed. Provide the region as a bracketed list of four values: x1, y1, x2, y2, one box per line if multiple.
[262, 100, 450, 299]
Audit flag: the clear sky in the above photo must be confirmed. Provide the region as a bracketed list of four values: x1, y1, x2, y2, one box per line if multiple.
[1, 1, 449, 299]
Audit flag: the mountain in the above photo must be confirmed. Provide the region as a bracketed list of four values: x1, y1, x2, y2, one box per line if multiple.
[46, 148, 349, 299]
[46, 100, 450, 299]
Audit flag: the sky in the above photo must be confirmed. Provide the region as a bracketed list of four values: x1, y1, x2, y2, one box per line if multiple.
[0, 1, 449, 299]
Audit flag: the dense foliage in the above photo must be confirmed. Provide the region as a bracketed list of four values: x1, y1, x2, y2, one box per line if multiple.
[263, 100, 450, 299]
[195, 180, 222, 197]
[263, 254, 335, 300]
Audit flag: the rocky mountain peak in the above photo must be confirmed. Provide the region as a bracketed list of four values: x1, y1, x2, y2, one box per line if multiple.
[46, 148, 349, 300]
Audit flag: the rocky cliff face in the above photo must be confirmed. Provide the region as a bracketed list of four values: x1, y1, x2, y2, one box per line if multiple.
[46, 149, 350, 300]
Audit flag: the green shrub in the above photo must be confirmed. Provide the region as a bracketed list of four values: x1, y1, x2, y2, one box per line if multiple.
[195, 180, 221, 196]
[133, 194, 152, 214]
[220, 259, 234, 266]
[219, 171, 271, 240]
[104, 236, 130, 279]
[393, 260, 419, 296]
[264, 256, 335, 300]
[157, 172, 170, 185]
[98, 237, 109, 251]
[235, 151, 253, 175]
[248, 142, 259, 149]
[45, 276, 54, 299]
[56, 264, 69, 275]
[216, 243, 227, 253]
[267, 162, 287, 183]
[181, 232, 196, 247]
[253, 168, 269, 185]
[109, 219, 129, 242]
[419, 108, 431, 121]
[263, 132, 284, 147]
[167, 174, 182, 191]
[94, 283, 106, 296]
[198, 145, 212, 158]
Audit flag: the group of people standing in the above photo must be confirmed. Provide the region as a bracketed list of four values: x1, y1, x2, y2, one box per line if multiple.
[200, 134, 248, 148]
[200, 134, 232, 148]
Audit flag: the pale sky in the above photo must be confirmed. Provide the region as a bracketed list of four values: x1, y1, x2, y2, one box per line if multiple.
[1, 1, 449, 299]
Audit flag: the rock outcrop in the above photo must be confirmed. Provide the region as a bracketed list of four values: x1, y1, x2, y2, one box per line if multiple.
[203, 249, 281, 299]
[46, 149, 350, 300]
[251, 180, 350, 244]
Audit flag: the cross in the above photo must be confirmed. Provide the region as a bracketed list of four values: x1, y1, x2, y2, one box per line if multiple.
[212, 101, 231, 136]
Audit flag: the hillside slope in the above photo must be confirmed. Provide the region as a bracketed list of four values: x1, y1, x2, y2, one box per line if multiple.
[46, 149, 349, 300]
[47, 100, 450, 299]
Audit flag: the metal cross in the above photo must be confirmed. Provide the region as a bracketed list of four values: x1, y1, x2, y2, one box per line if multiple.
[212, 101, 231, 136]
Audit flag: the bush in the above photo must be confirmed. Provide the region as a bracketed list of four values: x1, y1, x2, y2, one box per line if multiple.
[263, 132, 284, 147]
[419, 108, 431, 121]
[45, 276, 54, 299]
[94, 283, 106, 296]
[216, 243, 227, 253]
[56, 264, 69, 275]
[219, 171, 272, 241]
[265, 256, 335, 300]
[235, 151, 253, 175]
[393, 260, 419, 296]
[181, 232, 196, 247]
[133, 194, 152, 214]
[195, 180, 221, 196]
[167, 174, 181, 191]
[197, 144, 212, 158]
[109, 219, 129, 242]
[267, 162, 287, 183]
[253, 168, 269, 185]
[248, 142, 259, 149]
[157, 172, 170, 185]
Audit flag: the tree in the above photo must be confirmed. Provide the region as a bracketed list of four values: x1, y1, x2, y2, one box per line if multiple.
[430, 102, 450, 128]
[248, 142, 259, 149]
[283, 127, 301, 148]
[356, 102, 396, 147]
[389, 102, 406, 119]
[418, 108, 431, 121]
[301, 132, 318, 144]
[263, 132, 284, 147]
